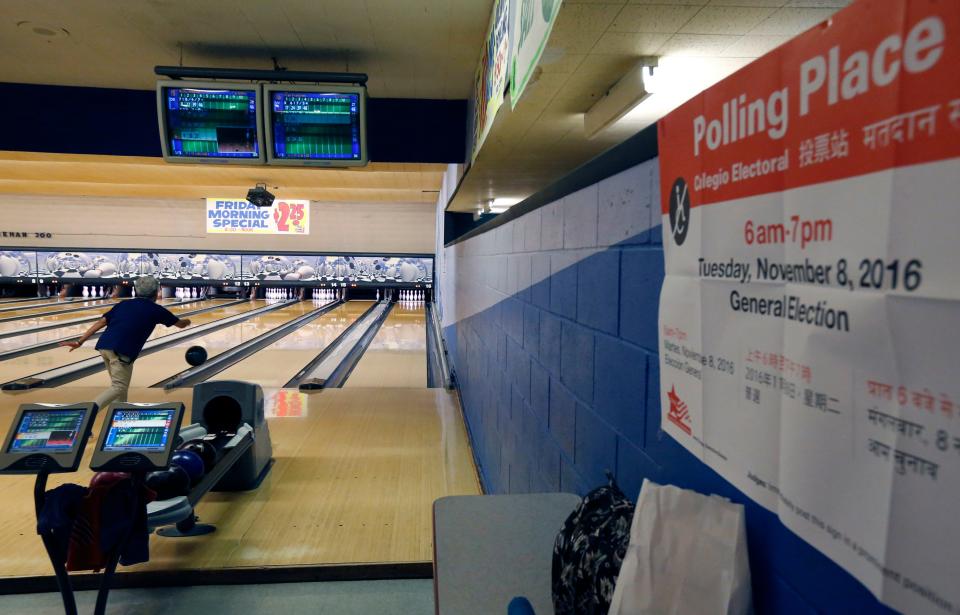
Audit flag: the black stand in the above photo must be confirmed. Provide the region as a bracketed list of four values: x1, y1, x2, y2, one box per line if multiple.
[93, 472, 147, 615]
[33, 469, 78, 615]
[33, 471, 150, 615]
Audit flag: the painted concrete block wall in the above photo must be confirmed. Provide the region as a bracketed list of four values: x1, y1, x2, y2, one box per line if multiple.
[440, 157, 894, 614]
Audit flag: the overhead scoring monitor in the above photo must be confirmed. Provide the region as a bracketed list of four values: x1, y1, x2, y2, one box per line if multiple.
[157, 80, 265, 164]
[265, 84, 368, 167]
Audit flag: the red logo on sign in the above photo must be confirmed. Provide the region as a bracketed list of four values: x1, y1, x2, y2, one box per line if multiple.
[273, 201, 305, 233]
[667, 385, 692, 435]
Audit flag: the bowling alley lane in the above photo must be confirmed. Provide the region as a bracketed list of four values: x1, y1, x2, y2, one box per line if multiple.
[70, 300, 316, 388]
[0, 298, 231, 353]
[0, 296, 73, 306]
[0, 385, 481, 575]
[0, 296, 181, 335]
[214, 300, 373, 387]
[0, 300, 264, 384]
[343, 303, 426, 387]
[0, 297, 117, 320]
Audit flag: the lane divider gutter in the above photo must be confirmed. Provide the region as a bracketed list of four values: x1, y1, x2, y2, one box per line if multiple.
[154, 300, 345, 389]
[1, 300, 298, 390]
[318, 301, 395, 389]
[0, 299, 242, 360]
[283, 301, 384, 389]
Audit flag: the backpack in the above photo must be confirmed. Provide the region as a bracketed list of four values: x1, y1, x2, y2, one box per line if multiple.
[552, 472, 636, 615]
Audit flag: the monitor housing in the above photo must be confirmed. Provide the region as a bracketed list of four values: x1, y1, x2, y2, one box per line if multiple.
[0, 403, 98, 474]
[264, 83, 368, 167]
[157, 80, 265, 165]
[90, 402, 185, 472]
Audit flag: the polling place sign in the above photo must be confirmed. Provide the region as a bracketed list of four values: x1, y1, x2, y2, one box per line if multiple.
[206, 198, 310, 235]
[657, 1, 960, 613]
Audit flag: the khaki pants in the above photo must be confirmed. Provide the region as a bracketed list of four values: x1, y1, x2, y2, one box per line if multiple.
[94, 349, 134, 410]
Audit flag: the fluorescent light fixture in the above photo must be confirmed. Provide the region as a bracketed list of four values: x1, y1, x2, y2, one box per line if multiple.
[585, 56, 753, 139]
[584, 58, 658, 139]
[492, 197, 521, 207]
[619, 56, 753, 128]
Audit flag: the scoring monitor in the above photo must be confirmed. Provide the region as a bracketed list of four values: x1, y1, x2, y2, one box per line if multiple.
[157, 80, 264, 164]
[0, 403, 98, 473]
[91, 403, 185, 472]
[265, 84, 367, 167]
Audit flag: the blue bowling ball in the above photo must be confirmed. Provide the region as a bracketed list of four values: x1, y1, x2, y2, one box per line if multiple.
[170, 449, 206, 485]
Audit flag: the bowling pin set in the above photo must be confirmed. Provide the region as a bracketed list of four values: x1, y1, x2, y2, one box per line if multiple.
[265, 287, 297, 302]
[81, 286, 109, 298]
[397, 290, 425, 304]
[310, 288, 338, 304]
[175, 287, 201, 299]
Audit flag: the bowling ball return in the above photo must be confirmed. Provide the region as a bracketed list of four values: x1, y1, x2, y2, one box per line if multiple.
[0, 401, 187, 615]
[148, 380, 273, 537]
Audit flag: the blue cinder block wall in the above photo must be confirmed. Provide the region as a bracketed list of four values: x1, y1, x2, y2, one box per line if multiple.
[440, 153, 895, 614]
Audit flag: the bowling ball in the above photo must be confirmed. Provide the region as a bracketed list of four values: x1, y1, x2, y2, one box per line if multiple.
[185, 345, 207, 367]
[146, 465, 191, 499]
[89, 471, 130, 489]
[170, 449, 206, 485]
[180, 439, 217, 473]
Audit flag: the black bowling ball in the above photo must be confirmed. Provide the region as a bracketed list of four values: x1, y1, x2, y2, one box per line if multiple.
[146, 465, 192, 500]
[179, 439, 217, 474]
[185, 345, 207, 367]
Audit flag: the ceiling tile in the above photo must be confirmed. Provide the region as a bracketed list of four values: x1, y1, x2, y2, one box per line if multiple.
[720, 33, 791, 57]
[538, 49, 589, 74]
[547, 93, 600, 114]
[610, 4, 702, 33]
[591, 31, 672, 55]
[560, 53, 638, 91]
[749, 7, 835, 35]
[708, 0, 785, 6]
[657, 33, 739, 56]
[553, 4, 624, 33]
[785, 0, 850, 6]
[679, 6, 776, 35]
[0, 0, 495, 98]
[512, 71, 571, 109]
[627, 0, 707, 5]
[545, 27, 605, 54]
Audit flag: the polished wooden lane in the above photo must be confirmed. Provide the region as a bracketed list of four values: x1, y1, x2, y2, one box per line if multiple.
[0, 297, 117, 321]
[214, 301, 373, 387]
[0, 297, 200, 348]
[0, 300, 264, 384]
[343, 303, 426, 388]
[70, 301, 314, 388]
[0, 297, 67, 305]
[0, 385, 481, 576]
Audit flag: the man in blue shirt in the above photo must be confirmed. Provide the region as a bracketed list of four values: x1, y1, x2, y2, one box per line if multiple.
[59, 276, 191, 409]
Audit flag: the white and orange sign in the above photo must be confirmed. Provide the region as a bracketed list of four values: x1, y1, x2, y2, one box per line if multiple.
[657, 1, 959, 613]
[206, 198, 310, 235]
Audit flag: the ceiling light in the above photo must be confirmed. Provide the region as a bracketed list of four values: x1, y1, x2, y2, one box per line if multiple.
[491, 197, 521, 207]
[617, 56, 753, 129]
[584, 57, 658, 139]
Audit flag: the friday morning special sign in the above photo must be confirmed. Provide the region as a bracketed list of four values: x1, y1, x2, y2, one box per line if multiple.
[656, 1, 960, 613]
[206, 198, 310, 235]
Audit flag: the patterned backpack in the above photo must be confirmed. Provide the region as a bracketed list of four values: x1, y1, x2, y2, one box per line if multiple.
[552, 472, 635, 615]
